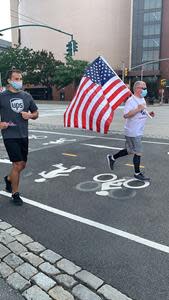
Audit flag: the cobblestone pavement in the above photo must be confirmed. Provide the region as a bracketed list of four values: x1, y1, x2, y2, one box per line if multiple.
[0, 219, 132, 300]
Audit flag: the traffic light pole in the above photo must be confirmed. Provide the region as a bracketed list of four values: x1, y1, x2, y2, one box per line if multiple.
[130, 58, 169, 80]
[0, 24, 73, 40]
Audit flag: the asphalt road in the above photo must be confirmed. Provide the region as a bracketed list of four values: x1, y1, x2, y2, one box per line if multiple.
[0, 128, 169, 300]
[0, 278, 24, 300]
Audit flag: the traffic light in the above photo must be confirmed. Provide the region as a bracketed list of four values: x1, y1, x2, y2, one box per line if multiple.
[66, 40, 78, 56]
[124, 68, 128, 77]
[66, 41, 73, 56]
[72, 40, 78, 53]
[160, 78, 167, 87]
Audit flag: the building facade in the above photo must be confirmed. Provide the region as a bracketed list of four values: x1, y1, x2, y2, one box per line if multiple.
[0, 39, 11, 52]
[10, 0, 132, 70]
[130, 0, 169, 99]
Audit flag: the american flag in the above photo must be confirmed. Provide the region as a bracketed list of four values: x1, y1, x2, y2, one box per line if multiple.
[64, 56, 131, 134]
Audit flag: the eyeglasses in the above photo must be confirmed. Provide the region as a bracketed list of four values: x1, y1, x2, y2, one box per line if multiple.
[138, 87, 147, 90]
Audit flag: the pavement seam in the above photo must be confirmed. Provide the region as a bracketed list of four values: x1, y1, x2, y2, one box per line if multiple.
[0, 219, 133, 300]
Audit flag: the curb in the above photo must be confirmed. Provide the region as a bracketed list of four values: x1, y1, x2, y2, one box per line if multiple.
[0, 219, 133, 300]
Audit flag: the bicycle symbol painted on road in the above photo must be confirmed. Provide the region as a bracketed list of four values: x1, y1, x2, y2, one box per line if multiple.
[76, 173, 150, 200]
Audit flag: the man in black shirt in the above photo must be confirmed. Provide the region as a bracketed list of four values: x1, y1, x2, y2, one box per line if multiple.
[0, 69, 39, 205]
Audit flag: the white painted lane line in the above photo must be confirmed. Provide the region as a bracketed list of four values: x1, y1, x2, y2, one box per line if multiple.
[0, 159, 12, 164]
[1, 190, 169, 255]
[125, 163, 144, 168]
[62, 153, 77, 157]
[82, 144, 122, 150]
[30, 130, 169, 146]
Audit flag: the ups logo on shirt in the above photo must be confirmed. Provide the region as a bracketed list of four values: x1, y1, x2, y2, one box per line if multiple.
[10, 98, 24, 113]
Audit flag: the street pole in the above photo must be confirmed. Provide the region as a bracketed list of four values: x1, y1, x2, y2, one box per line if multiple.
[130, 58, 169, 71]
[160, 88, 164, 105]
[122, 62, 125, 83]
[0, 24, 73, 40]
[0, 24, 74, 50]
[141, 65, 144, 81]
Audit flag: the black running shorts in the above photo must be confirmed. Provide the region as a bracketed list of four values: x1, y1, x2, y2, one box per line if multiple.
[3, 138, 29, 162]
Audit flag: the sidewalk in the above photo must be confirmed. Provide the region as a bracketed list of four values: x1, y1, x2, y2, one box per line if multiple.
[30, 102, 169, 140]
[0, 219, 132, 300]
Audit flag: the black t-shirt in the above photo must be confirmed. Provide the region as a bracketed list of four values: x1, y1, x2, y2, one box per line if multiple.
[0, 90, 38, 139]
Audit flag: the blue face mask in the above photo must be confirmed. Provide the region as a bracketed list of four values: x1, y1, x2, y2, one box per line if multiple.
[141, 89, 147, 98]
[10, 81, 23, 90]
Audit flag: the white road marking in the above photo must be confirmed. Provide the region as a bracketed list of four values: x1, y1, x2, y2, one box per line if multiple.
[82, 143, 122, 150]
[62, 153, 77, 157]
[1, 190, 169, 255]
[125, 163, 144, 168]
[0, 159, 12, 164]
[30, 130, 169, 146]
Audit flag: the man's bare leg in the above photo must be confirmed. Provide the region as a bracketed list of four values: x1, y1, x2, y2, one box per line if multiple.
[8, 161, 26, 193]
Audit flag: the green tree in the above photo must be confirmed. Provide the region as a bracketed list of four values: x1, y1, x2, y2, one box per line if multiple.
[0, 47, 62, 86]
[54, 55, 88, 89]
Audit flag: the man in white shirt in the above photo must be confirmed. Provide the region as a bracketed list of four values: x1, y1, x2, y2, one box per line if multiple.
[107, 81, 154, 181]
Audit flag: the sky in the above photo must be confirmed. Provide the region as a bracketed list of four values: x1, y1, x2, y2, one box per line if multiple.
[0, 0, 11, 41]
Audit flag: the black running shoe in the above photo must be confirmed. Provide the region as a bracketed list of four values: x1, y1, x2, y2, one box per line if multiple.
[4, 176, 12, 193]
[11, 192, 23, 206]
[134, 173, 150, 181]
[107, 155, 115, 170]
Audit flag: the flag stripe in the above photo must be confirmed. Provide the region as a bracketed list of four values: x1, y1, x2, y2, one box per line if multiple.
[103, 77, 121, 95]
[103, 109, 114, 134]
[73, 81, 96, 127]
[95, 101, 112, 133]
[81, 85, 101, 129]
[109, 88, 131, 109]
[78, 84, 99, 128]
[70, 78, 92, 127]
[65, 77, 89, 127]
[89, 93, 105, 131]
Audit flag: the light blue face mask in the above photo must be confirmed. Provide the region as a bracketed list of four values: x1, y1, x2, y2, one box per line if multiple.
[10, 81, 23, 90]
[141, 89, 147, 98]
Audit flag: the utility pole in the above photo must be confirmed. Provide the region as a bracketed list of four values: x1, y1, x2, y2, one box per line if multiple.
[141, 65, 144, 81]
[122, 62, 125, 82]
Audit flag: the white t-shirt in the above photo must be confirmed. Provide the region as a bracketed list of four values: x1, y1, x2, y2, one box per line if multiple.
[124, 95, 147, 137]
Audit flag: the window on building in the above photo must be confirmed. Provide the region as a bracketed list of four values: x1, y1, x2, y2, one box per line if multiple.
[142, 49, 160, 61]
[144, 0, 162, 10]
[144, 11, 161, 23]
[143, 24, 161, 35]
[143, 38, 160, 48]
[143, 63, 159, 70]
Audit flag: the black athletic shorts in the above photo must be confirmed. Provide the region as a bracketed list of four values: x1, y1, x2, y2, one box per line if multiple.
[3, 138, 29, 162]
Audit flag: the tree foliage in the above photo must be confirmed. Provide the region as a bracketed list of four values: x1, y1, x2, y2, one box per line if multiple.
[0, 47, 62, 86]
[0, 47, 88, 89]
[53, 55, 89, 89]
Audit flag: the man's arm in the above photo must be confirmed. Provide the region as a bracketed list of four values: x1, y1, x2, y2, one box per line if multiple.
[20, 111, 39, 120]
[124, 104, 145, 119]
